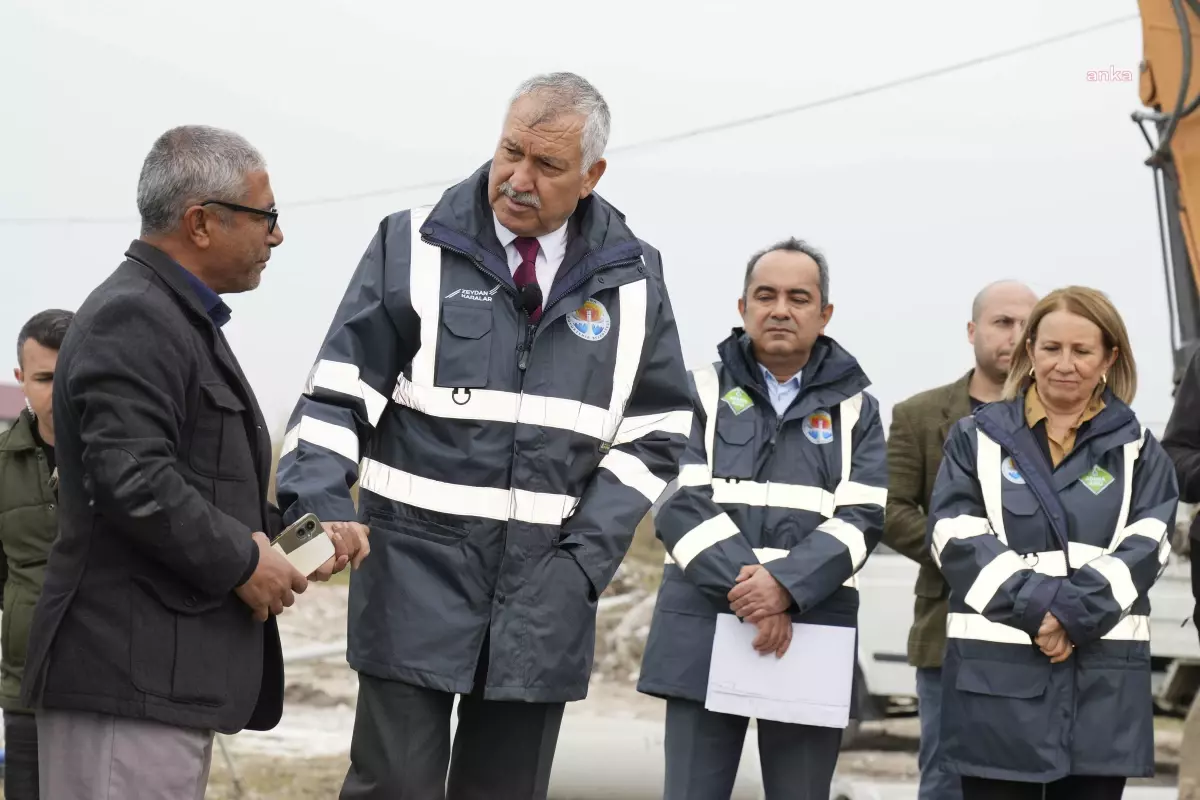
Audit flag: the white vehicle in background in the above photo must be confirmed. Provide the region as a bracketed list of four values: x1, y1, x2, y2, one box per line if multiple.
[847, 541, 1200, 747]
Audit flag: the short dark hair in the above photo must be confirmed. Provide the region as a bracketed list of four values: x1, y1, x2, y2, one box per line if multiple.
[743, 238, 830, 306]
[17, 309, 74, 367]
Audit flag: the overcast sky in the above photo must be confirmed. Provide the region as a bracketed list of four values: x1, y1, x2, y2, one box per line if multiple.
[1, 0, 1172, 436]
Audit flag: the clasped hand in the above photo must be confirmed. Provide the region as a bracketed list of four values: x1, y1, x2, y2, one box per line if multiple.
[1035, 612, 1074, 663]
[728, 564, 793, 658]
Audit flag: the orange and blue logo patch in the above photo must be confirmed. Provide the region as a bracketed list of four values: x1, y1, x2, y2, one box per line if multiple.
[802, 410, 834, 444]
[567, 298, 611, 341]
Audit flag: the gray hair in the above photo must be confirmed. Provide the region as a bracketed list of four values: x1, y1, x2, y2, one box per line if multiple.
[136, 125, 266, 236]
[743, 238, 831, 307]
[509, 72, 611, 173]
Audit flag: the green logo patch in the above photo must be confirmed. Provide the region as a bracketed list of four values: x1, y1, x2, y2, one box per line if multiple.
[722, 387, 754, 415]
[1080, 465, 1115, 495]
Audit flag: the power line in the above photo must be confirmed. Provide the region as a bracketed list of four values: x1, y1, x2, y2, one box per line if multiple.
[0, 12, 1139, 226]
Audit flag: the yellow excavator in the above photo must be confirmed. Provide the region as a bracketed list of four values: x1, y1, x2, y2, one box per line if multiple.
[1138, 0, 1200, 383]
[1136, 3, 1200, 793]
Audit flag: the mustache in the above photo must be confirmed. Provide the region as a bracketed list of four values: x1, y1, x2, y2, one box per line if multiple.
[499, 181, 541, 209]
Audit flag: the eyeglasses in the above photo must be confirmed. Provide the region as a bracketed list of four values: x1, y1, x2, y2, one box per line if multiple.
[201, 200, 279, 234]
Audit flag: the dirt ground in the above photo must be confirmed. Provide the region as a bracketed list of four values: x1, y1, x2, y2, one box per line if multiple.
[197, 561, 1186, 799]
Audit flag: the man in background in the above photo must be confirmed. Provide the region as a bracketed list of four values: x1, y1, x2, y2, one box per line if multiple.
[22, 125, 315, 800]
[883, 279, 1037, 800]
[0, 309, 73, 800]
[1160, 343, 1200, 800]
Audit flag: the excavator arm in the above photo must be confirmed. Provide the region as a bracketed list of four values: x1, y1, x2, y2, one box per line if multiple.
[1137, 0, 1200, 387]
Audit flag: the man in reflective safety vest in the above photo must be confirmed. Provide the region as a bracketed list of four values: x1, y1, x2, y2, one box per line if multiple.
[275, 72, 691, 800]
[638, 238, 888, 800]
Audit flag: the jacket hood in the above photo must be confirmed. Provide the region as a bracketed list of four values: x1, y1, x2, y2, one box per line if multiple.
[424, 163, 643, 260]
[716, 328, 870, 399]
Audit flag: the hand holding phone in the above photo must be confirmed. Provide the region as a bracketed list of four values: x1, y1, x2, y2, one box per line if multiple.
[271, 513, 337, 577]
[309, 521, 371, 581]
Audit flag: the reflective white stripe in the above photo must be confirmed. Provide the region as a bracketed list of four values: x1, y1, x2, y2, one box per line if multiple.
[305, 360, 389, 426]
[671, 514, 741, 570]
[710, 479, 834, 516]
[815, 518, 868, 570]
[664, 544, 860, 588]
[707, 478, 884, 514]
[947, 612, 1151, 643]
[599, 448, 666, 503]
[612, 409, 693, 446]
[1109, 517, 1168, 557]
[976, 433, 1008, 545]
[280, 416, 359, 463]
[839, 393, 862, 485]
[834, 481, 887, 508]
[358, 458, 578, 525]
[754, 547, 789, 562]
[393, 376, 615, 439]
[678, 464, 712, 487]
[964, 550, 1025, 614]
[1086, 554, 1140, 610]
[1103, 613, 1151, 641]
[692, 364, 721, 474]
[946, 612, 1031, 644]
[1016, 542, 1106, 577]
[931, 514, 992, 567]
[605, 280, 647, 430]
[407, 207, 439, 387]
[1110, 427, 1144, 550]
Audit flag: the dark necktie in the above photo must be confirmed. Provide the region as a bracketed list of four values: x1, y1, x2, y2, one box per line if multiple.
[513, 236, 542, 322]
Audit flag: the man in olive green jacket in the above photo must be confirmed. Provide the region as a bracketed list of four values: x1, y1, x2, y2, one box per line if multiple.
[0, 309, 73, 800]
[883, 280, 1035, 800]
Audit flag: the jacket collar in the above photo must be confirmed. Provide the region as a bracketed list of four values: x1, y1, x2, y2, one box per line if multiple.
[417, 162, 644, 308]
[125, 240, 220, 328]
[0, 409, 36, 453]
[717, 328, 869, 403]
[974, 386, 1136, 455]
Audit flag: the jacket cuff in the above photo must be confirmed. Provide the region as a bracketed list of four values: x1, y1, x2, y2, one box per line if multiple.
[1014, 573, 1061, 637]
[235, 543, 260, 588]
[1047, 582, 1094, 645]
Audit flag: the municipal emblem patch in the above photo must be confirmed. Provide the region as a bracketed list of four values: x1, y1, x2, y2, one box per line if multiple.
[1080, 465, 1115, 495]
[1002, 456, 1025, 484]
[802, 410, 834, 444]
[567, 298, 610, 342]
[721, 387, 754, 415]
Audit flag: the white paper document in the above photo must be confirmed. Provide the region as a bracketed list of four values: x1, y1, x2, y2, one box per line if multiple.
[704, 614, 856, 728]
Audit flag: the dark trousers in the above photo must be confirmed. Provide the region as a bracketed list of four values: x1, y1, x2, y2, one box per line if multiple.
[961, 775, 1126, 800]
[340, 642, 565, 800]
[663, 697, 842, 800]
[4, 711, 40, 800]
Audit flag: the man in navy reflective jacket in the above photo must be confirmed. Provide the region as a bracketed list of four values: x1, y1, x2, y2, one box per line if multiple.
[638, 238, 887, 799]
[275, 73, 691, 800]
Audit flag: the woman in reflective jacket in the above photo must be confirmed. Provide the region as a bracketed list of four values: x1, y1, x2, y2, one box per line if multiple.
[926, 286, 1178, 800]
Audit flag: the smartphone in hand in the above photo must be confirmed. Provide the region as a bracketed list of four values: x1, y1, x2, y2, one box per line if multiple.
[271, 512, 335, 576]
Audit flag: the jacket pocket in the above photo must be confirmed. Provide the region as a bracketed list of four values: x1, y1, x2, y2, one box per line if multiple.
[2, 596, 35, 669]
[189, 382, 253, 481]
[712, 411, 757, 480]
[435, 303, 493, 388]
[1072, 645, 1154, 773]
[942, 652, 1065, 776]
[368, 510, 468, 547]
[129, 577, 229, 706]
